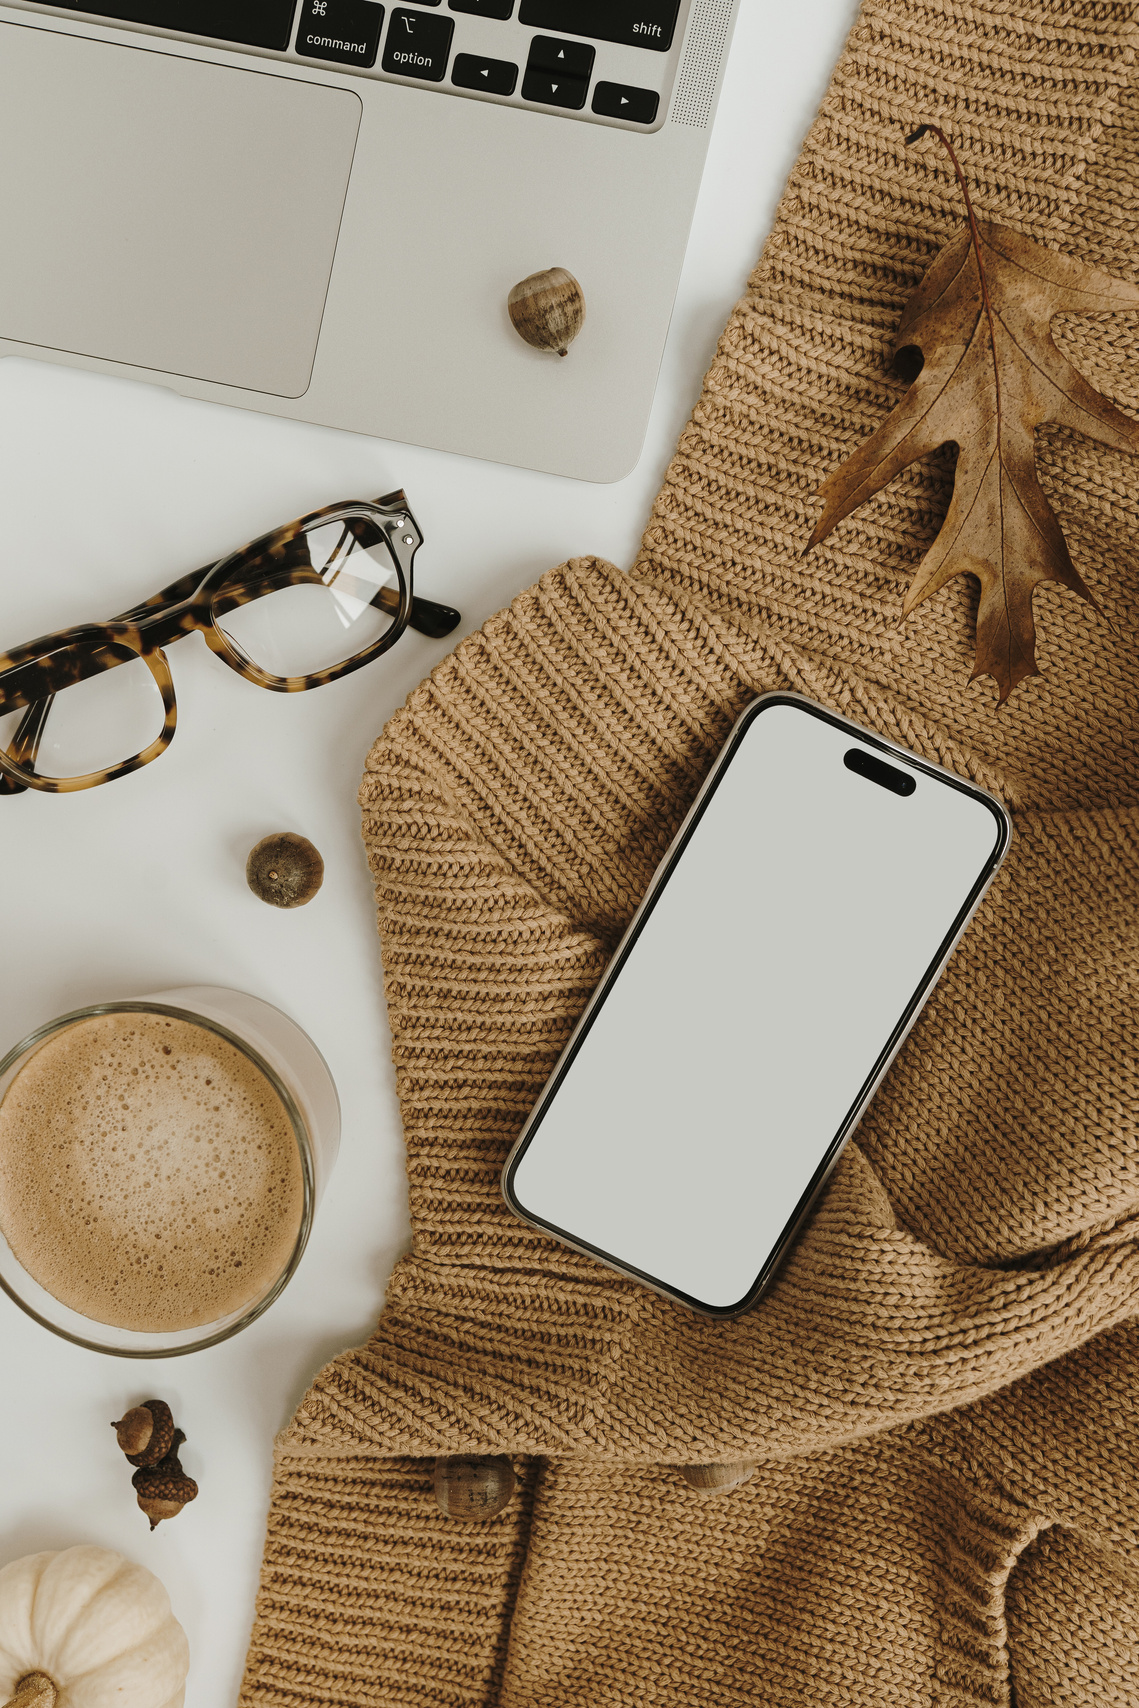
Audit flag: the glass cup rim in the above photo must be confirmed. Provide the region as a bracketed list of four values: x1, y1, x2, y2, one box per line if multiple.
[0, 998, 316, 1358]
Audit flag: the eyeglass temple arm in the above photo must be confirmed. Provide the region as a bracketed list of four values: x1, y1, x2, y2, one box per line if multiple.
[206, 563, 461, 640]
[0, 693, 53, 796]
[112, 565, 209, 624]
[409, 594, 462, 640]
[143, 540, 461, 640]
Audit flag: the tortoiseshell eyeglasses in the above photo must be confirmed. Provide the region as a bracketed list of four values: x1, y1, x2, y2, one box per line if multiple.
[0, 491, 461, 795]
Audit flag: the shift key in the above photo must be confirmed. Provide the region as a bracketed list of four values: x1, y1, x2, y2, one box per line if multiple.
[518, 0, 681, 52]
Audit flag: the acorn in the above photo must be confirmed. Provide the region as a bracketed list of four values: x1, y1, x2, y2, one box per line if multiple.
[111, 1399, 175, 1468]
[433, 1454, 516, 1520]
[132, 1434, 198, 1531]
[507, 267, 585, 357]
[246, 832, 324, 908]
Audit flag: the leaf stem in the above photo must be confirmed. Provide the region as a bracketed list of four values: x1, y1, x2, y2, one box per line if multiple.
[906, 125, 1001, 409]
[909, 124, 1011, 689]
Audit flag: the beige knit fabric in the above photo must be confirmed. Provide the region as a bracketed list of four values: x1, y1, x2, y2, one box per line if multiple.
[239, 2, 1139, 1703]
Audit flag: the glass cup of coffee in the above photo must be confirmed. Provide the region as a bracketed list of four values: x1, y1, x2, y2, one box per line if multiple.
[0, 986, 340, 1356]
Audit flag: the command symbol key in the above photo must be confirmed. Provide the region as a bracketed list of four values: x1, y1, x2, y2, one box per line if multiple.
[298, 0, 386, 67]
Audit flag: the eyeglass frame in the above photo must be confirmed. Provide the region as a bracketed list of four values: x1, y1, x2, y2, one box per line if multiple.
[0, 489, 460, 795]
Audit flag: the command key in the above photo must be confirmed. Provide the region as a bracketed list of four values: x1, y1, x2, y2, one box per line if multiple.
[297, 0, 386, 67]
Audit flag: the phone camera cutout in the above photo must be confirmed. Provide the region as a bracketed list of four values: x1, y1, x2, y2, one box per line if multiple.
[843, 747, 916, 797]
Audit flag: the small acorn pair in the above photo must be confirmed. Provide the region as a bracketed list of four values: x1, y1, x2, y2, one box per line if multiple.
[111, 1400, 198, 1531]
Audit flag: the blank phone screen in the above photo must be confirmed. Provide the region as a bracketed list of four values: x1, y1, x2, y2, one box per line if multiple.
[505, 697, 1007, 1313]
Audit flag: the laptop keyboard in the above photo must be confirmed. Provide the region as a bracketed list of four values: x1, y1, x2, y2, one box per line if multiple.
[36, 0, 683, 127]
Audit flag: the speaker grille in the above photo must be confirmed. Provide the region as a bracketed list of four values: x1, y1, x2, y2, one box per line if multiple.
[669, 0, 736, 129]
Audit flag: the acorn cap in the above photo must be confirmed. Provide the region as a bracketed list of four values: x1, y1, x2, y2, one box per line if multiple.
[111, 1399, 176, 1467]
[246, 832, 324, 908]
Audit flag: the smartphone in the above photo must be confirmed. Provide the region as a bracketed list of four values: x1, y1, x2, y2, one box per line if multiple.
[501, 693, 1011, 1316]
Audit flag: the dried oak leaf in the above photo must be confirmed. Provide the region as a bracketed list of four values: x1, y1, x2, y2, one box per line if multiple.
[808, 216, 1139, 699]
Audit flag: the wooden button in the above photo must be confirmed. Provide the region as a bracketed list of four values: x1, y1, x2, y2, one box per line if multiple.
[433, 1455, 516, 1519]
[679, 1461, 755, 1494]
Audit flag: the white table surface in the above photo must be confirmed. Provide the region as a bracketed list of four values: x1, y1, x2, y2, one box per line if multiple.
[0, 4, 859, 1701]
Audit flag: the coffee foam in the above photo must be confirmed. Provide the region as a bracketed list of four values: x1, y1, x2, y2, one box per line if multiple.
[0, 1010, 305, 1333]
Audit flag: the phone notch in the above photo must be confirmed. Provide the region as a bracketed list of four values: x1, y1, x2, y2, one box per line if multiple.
[844, 747, 916, 797]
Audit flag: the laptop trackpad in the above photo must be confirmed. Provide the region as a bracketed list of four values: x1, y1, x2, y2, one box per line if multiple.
[0, 24, 361, 397]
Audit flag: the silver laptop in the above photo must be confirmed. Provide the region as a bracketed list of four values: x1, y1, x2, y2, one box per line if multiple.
[0, 0, 740, 481]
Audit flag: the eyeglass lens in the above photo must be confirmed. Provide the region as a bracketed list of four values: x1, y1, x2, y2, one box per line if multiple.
[0, 642, 164, 782]
[212, 516, 404, 681]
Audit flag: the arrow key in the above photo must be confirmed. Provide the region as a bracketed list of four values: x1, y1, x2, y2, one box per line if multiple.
[527, 34, 595, 78]
[521, 66, 588, 109]
[591, 80, 659, 124]
[453, 52, 518, 95]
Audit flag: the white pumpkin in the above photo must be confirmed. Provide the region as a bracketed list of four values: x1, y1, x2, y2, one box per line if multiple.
[0, 1547, 188, 1708]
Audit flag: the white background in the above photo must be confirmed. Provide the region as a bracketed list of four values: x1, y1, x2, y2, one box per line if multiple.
[0, 3, 859, 1702]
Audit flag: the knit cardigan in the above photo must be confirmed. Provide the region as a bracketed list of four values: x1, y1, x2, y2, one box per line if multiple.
[239, 1, 1139, 1702]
